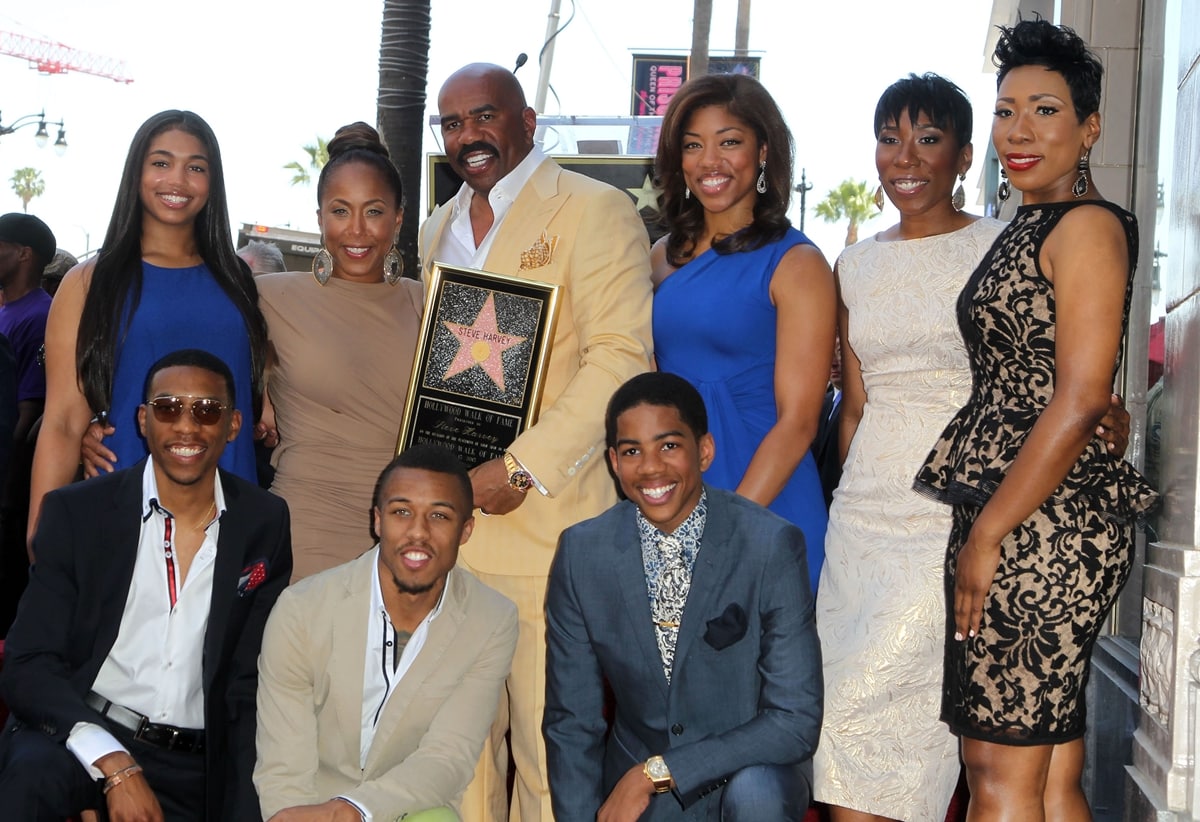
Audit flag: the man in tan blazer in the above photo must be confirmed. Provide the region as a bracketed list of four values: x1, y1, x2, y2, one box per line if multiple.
[254, 445, 518, 820]
[419, 63, 653, 820]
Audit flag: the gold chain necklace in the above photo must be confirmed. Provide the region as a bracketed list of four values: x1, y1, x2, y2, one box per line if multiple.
[189, 500, 217, 533]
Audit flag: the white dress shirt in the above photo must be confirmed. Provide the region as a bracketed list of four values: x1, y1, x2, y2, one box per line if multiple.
[66, 460, 225, 778]
[435, 145, 548, 269]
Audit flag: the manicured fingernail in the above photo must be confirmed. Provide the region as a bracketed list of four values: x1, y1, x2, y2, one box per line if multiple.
[968, 629, 976, 637]
[954, 632, 964, 641]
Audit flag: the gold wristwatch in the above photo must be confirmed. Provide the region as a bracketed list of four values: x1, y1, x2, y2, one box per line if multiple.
[503, 451, 533, 493]
[644, 755, 672, 793]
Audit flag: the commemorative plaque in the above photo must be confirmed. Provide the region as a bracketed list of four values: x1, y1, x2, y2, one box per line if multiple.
[396, 264, 560, 469]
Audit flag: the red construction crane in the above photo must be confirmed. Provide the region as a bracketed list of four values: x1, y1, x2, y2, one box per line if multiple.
[0, 30, 133, 84]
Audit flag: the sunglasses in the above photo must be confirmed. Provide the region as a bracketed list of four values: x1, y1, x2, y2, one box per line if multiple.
[145, 396, 227, 426]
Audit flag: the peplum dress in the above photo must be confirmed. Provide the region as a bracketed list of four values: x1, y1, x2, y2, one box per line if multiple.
[653, 226, 827, 590]
[914, 201, 1157, 744]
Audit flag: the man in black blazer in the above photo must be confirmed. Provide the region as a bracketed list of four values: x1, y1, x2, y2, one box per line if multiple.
[0, 349, 292, 820]
[544, 372, 821, 821]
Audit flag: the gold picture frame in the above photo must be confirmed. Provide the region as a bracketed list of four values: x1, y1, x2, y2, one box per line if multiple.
[396, 263, 561, 468]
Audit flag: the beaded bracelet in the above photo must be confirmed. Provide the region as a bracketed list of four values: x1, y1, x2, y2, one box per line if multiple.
[102, 764, 143, 795]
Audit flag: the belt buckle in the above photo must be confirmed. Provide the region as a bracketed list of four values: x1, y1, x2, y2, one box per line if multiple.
[167, 727, 181, 751]
[132, 713, 151, 742]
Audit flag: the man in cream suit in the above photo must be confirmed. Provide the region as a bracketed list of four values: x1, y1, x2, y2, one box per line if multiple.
[419, 62, 653, 820]
[254, 445, 518, 820]
[544, 373, 822, 820]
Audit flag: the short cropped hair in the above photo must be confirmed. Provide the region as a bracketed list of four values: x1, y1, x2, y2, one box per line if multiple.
[874, 72, 973, 150]
[143, 349, 236, 406]
[993, 18, 1104, 121]
[605, 372, 708, 449]
[373, 444, 474, 512]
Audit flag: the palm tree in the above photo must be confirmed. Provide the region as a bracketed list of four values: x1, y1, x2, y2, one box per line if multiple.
[377, 0, 431, 279]
[283, 137, 330, 187]
[10, 167, 45, 213]
[690, 0, 713, 76]
[815, 178, 877, 246]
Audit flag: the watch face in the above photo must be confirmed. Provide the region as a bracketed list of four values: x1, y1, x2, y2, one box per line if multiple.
[647, 758, 670, 780]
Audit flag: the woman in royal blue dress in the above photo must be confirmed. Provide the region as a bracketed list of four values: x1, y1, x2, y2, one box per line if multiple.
[30, 110, 266, 540]
[651, 74, 836, 589]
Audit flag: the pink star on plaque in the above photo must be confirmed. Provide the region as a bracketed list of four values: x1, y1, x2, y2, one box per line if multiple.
[442, 292, 527, 391]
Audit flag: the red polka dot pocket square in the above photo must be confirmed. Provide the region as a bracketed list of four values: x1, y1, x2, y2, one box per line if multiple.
[237, 559, 270, 597]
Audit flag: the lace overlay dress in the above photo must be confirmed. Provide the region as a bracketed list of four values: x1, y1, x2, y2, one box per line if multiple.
[914, 201, 1157, 744]
[814, 219, 1002, 820]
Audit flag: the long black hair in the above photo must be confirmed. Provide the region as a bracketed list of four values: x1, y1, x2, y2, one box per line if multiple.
[76, 110, 267, 414]
[654, 73, 793, 266]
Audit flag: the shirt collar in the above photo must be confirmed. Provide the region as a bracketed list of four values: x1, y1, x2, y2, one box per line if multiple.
[448, 144, 547, 224]
[369, 545, 449, 627]
[141, 458, 227, 522]
[636, 488, 709, 551]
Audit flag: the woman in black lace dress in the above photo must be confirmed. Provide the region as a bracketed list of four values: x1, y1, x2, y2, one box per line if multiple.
[914, 19, 1156, 820]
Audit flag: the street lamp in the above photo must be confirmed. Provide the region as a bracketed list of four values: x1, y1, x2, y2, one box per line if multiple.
[793, 168, 813, 231]
[0, 109, 68, 156]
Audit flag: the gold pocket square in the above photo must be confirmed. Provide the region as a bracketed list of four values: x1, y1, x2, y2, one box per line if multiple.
[519, 231, 559, 271]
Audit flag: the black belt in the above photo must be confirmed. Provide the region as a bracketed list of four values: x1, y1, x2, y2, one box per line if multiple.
[85, 692, 205, 754]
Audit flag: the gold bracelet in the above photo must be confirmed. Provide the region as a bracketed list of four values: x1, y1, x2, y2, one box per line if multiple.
[102, 764, 143, 795]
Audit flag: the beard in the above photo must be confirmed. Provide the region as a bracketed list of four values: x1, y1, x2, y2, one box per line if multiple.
[391, 573, 437, 596]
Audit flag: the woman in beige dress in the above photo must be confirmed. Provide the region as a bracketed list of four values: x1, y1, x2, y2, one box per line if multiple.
[256, 122, 422, 580]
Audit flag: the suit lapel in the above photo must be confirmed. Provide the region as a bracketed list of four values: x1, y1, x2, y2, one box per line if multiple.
[364, 568, 465, 773]
[485, 160, 566, 275]
[671, 490, 735, 674]
[330, 555, 373, 769]
[204, 472, 246, 694]
[421, 205, 454, 281]
[612, 505, 670, 699]
[94, 465, 149, 668]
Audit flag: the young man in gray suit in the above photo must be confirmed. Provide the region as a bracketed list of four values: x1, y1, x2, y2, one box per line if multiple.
[544, 372, 822, 821]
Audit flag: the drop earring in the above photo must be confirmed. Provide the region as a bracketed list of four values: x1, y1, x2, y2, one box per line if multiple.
[684, 186, 691, 200]
[312, 246, 333, 286]
[996, 169, 1010, 203]
[951, 173, 966, 211]
[756, 161, 768, 195]
[1072, 150, 1090, 198]
[383, 245, 404, 285]
[873, 185, 885, 211]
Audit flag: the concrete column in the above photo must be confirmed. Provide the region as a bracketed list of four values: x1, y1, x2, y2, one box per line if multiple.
[1124, 0, 1200, 816]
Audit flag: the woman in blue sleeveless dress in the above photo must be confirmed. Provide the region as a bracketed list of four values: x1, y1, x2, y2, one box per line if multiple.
[651, 74, 835, 590]
[30, 110, 266, 537]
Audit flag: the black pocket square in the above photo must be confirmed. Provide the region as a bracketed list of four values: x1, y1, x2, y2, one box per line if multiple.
[703, 603, 747, 650]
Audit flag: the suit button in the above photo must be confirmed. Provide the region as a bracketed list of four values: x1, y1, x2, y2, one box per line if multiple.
[671, 723, 683, 735]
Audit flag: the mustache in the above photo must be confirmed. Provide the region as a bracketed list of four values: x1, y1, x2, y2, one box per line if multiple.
[456, 142, 499, 164]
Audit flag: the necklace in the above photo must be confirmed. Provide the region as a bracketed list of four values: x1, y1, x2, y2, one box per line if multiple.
[189, 500, 217, 533]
